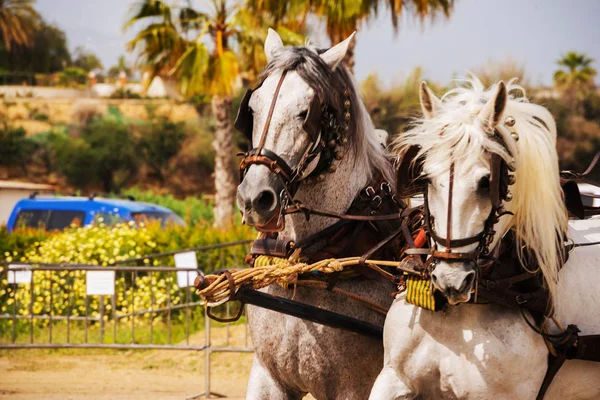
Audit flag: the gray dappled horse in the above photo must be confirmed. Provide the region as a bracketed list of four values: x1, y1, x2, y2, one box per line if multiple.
[236, 29, 396, 399]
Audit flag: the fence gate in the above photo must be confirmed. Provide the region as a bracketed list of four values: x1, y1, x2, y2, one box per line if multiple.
[0, 241, 254, 399]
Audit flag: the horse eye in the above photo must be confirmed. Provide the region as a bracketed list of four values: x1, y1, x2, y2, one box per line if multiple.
[297, 110, 308, 120]
[478, 175, 491, 191]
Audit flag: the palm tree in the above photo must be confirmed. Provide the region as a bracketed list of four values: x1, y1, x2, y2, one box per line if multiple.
[554, 51, 597, 89]
[247, 0, 454, 73]
[0, 0, 40, 50]
[125, 0, 304, 228]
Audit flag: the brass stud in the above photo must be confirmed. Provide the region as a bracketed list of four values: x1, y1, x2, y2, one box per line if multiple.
[341, 137, 348, 144]
[505, 116, 516, 127]
[511, 132, 519, 141]
[507, 160, 516, 172]
[344, 112, 351, 121]
[344, 89, 350, 97]
[508, 175, 516, 185]
[317, 174, 325, 182]
[505, 192, 513, 201]
[344, 100, 351, 109]
[328, 139, 337, 148]
[328, 165, 336, 173]
[334, 151, 343, 160]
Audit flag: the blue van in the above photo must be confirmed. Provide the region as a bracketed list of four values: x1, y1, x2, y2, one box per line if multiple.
[6, 195, 185, 232]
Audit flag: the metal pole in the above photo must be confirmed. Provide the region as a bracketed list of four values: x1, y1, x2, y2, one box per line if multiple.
[205, 306, 211, 399]
[99, 295, 105, 344]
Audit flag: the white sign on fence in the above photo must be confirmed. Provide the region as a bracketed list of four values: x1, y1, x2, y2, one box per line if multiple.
[7, 265, 32, 284]
[174, 251, 199, 287]
[86, 271, 115, 295]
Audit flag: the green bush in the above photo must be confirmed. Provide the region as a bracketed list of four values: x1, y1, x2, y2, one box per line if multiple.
[0, 226, 49, 262]
[139, 121, 187, 181]
[59, 67, 87, 88]
[122, 187, 213, 225]
[50, 117, 139, 192]
[0, 124, 38, 168]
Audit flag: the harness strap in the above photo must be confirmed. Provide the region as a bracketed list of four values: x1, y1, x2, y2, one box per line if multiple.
[256, 70, 288, 153]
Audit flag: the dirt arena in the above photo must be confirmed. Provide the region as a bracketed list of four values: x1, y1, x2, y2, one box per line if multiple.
[0, 325, 254, 399]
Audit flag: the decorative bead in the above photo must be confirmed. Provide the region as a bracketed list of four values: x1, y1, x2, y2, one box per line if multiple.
[328, 139, 337, 148]
[507, 160, 516, 172]
[344, 112, 351, 121]
[341, 137, 348, 144]
[344, 89, 350, 97]
[511, 132, 519, 141]
[505, 192, 513, 201]
[317, 174, 325, 182]
[508, 174, 516, 185]
[505, 116, 516, 127]
[334, 151, 343, 160]
[328, 165, 336, 173]
[344, 100, 351, 109]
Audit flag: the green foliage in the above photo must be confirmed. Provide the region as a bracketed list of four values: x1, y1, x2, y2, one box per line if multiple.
[122, 187, 214, 225]
[0, 226, 49, 262]
[49, 118, 139, 192]
[139, 121, 187, 181]
[0, 20, 71, 73]
[554, 51, 597, 89]
[59, 67, 87, 88]
[0, 123, 38, 167]
[72, 46, 103, 72]
[109, 88, 142, 99]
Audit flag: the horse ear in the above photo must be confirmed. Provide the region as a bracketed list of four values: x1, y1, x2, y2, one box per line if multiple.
[265, 28, 284, 64]
[479, 81, 507, 132]
[419, 81, 442, 119]
[320, 32, 356, 70]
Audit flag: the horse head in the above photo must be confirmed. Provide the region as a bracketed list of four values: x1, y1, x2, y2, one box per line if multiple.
[396, 77, 566, 305]
[237, 29, 392, 240]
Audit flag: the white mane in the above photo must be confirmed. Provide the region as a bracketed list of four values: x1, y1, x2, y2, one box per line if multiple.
[394, 76, 568, 299]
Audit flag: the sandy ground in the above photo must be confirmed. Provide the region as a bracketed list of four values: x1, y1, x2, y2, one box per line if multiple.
[0, 325, 254, 400]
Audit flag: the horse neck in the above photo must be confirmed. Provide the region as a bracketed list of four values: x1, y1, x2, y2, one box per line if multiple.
[281, 145, 373, 243]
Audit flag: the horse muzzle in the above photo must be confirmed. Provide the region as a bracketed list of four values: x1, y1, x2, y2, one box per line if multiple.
[237, 168, 285, 231]
[431, 261, 476, 305]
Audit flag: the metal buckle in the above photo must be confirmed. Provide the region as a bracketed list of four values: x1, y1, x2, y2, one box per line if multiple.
[365, 186, 376, 197]
[515, 295, 527, 304]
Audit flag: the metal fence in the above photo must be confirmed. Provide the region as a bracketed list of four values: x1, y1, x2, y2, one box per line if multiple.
[0, 241, 254, 399]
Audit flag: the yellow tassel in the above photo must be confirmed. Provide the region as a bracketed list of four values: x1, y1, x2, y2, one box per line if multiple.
[406, 275, 438, 311]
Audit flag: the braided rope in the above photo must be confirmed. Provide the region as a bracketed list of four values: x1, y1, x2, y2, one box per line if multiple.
[196, 257, 404, 307]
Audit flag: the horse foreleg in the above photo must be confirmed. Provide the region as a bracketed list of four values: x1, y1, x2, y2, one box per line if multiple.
[369, 365, 415, 400]
[245, 356, 303, 400]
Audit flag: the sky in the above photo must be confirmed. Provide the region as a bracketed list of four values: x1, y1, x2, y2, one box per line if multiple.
[36, 0, 600, 86]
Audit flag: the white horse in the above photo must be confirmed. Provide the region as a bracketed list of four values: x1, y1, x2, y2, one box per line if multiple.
[370, 78, 600, 399]
[236, 30, 396, 399]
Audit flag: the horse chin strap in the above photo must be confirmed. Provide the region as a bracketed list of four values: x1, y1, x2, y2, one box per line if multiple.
[238, 69, 352, 233]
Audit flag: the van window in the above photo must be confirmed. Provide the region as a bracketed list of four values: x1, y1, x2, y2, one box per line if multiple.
[15, 210, 50, 230]
[47, 211, 85, 230]
[131, 211, 185, 227]
[14, 210, 85, 231]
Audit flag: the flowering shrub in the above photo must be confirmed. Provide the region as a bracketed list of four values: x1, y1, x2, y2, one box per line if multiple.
[1, 221, 253, 328]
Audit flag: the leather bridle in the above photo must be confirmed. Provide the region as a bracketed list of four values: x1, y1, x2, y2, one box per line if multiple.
[236, 69, 355, 232]
[405, 126, 518, 275]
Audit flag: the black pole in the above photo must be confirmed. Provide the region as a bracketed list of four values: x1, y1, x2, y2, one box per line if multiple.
[235, 288, 383, 341]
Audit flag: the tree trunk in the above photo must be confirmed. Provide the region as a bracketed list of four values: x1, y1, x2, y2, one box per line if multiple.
[211, 95, 237, 229]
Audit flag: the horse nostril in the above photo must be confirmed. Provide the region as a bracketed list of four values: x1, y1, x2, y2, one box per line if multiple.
[460, 271, 476, 292]
[255, 190, 276, 213]
[431, 273, 439, 286]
